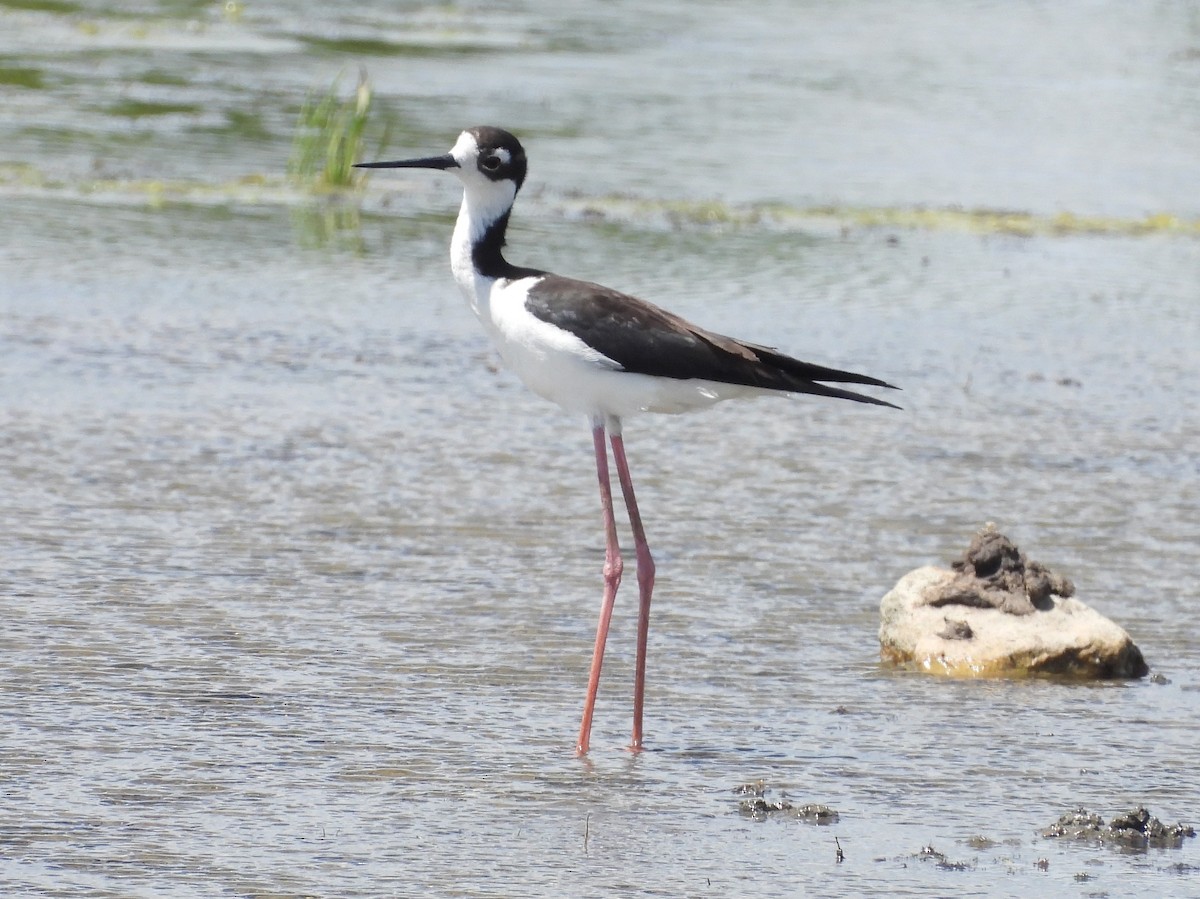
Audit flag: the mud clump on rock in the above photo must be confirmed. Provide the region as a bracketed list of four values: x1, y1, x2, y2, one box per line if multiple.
[1043, 807, 1196, 850]
[931, 525, 1075, 615]
[879, 524, 1148, 678]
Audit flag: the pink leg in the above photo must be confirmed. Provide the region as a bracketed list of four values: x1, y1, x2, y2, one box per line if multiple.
[576, 419, 623, 755]
[609, 427, 655, 751]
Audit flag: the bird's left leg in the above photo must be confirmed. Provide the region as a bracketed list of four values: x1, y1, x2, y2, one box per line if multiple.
[607, 416, 655, 752]
[577, 416, 622, 755]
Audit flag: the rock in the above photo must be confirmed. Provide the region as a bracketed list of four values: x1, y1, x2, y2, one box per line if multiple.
[879, 526, 1148, 678]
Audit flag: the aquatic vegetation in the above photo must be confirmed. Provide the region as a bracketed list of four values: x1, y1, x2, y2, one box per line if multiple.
[1, 156, 1197, 245]
[106, 99, 201, 119]
[6, 0, 82, 13]
[288, 69, 389, 191]
[0, 65, 44, 89]
[290, 202, 365, 254]
[559, 195, 1200, 238]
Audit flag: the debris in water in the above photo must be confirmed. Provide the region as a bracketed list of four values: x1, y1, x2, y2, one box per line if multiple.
[738, 797, 839, 824]
[732, 780, 767, 797]
[914, 844, 973, 871]
[733, 783, 838, 824]
[1042, 807, 1196, 850]
[964, 835, 999, 850]
[1166, 863, 1200, 875]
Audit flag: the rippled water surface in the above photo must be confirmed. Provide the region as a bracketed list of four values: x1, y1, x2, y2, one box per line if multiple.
[2, 2, 1199, 897]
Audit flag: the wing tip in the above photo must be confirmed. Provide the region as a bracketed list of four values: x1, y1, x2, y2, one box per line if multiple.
[801, 379, 903, 409]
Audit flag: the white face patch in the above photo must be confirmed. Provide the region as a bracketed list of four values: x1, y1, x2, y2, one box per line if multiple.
[449, 131, 512, 173]
[445, 130, 518, 241]
[449, 130, 479, 168]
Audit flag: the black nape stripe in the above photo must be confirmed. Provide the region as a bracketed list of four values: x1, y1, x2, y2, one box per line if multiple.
[471, 212, 543, 281]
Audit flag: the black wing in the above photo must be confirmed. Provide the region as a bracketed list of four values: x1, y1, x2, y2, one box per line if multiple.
[524, 275, 900, 408]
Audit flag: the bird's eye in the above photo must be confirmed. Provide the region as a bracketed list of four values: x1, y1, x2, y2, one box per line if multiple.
[480, 155, 502, 171]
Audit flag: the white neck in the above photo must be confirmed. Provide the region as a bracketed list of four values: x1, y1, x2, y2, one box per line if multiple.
[449, 178, 518, 316]
[450, 194, 481, 305]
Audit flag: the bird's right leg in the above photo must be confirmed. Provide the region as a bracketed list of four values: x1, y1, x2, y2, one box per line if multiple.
[577, 416, 623, 755]
[608, 419, 654, 752]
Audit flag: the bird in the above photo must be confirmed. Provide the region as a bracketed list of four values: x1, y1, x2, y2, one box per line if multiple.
[356, 126, 898, 755]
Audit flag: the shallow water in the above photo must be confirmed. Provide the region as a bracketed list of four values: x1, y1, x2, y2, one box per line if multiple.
[2, 2, 1199, 897]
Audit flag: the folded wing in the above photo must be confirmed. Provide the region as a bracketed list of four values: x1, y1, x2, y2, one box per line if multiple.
[524, 275, 901, 409]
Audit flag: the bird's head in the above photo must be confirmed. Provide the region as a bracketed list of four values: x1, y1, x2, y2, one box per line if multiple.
[356, 126, 528, 211]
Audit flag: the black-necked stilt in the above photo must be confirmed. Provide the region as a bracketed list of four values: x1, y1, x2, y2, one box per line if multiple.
[357, 126, 898, 755]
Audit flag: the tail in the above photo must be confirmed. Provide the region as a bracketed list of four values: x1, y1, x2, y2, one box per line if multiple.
[786, 377, 902, 409]
[753, 347, 902, 409]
